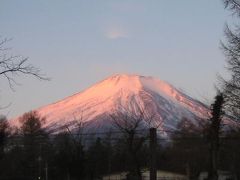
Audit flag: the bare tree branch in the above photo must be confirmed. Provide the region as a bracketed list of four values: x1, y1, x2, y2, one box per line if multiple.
[224, 0, 240, 16]
[0, 37, 49, 90]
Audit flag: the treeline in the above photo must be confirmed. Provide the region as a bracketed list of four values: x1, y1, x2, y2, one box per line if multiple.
[0, 110, 240, 180]
[0, 111, 149, 180]
[159, 119, 240, 179]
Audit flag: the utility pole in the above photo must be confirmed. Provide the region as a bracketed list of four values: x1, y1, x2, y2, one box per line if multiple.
[186, 162, 190, 180]
[150, 128, 157, 180]
[45, 162, 48, 180]
[38, 144, 42, 180]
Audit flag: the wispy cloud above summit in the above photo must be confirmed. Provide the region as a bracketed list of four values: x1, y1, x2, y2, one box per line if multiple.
[104, 26, 129, 40]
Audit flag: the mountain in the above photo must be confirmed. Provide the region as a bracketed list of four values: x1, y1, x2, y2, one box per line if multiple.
[14, 74, 212, 134]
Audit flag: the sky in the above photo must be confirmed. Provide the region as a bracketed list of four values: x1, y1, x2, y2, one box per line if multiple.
[0, 0, 234, 118]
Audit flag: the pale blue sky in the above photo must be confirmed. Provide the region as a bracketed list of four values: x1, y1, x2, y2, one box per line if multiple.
[0, 0, 232, 118]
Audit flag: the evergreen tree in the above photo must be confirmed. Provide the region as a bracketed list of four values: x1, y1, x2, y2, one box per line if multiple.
[19, 111, 49, 180]
[207, 93, 224, 180]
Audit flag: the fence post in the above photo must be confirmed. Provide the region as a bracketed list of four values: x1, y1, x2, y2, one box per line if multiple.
[150, 128, 157, 180]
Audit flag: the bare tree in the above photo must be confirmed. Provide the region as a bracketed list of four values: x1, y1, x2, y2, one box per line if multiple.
[223, 0, 240, 16]
[0, 37, 49, 89]
[219, 0, 240, 120]
[110, 102, 157, 180]
[111, 101, 158, 133]
[55, 113, 87, 180]
[65, 112, 87, 149]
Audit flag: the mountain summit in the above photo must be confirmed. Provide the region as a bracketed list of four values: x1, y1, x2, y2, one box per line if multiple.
[17, 74, 211, 132]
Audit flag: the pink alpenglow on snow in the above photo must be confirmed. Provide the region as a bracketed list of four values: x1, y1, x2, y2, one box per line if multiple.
[13, 74, 215, 134]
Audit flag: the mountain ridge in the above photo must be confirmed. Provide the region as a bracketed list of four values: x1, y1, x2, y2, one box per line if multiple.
[13, 74, 212, 133]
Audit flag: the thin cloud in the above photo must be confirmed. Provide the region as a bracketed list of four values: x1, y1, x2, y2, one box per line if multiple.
[104, 26, 129, 40]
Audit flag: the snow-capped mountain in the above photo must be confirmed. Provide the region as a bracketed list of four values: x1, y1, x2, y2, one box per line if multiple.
[15, 74, 212, 134]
